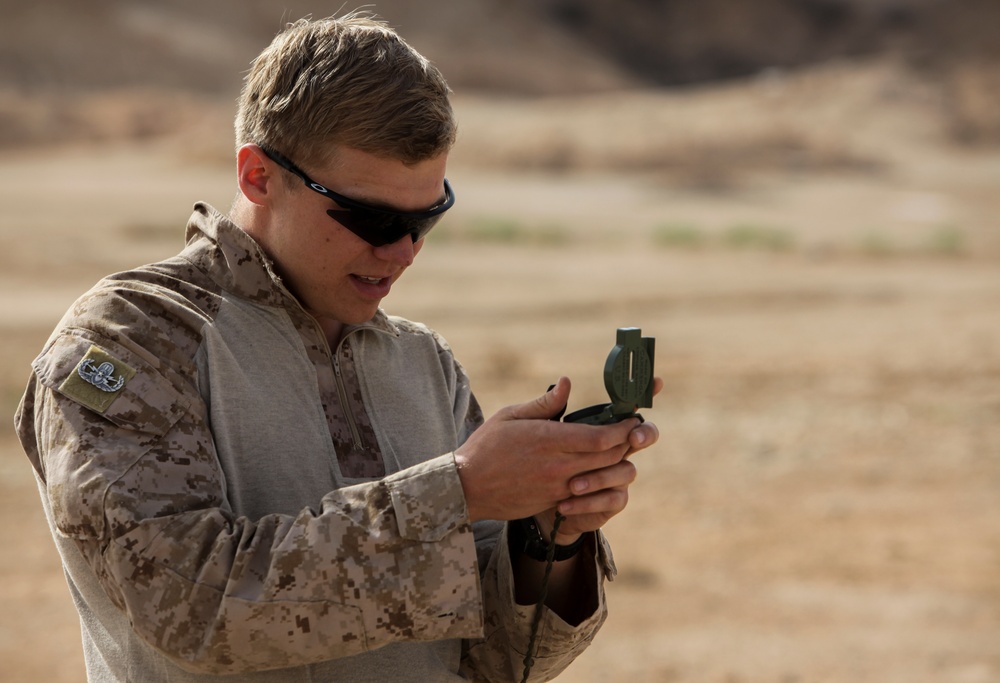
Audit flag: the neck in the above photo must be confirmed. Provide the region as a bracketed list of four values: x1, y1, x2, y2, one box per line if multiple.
[316, 315, 346, 349]
[227, 196, 266, 245]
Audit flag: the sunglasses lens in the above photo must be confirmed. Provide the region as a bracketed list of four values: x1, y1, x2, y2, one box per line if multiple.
[328, 209, 441, 247]
[405, 215, 441, 243]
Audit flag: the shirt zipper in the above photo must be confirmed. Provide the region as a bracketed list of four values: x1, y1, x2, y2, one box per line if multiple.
[331, 340, 364, 450]
[272, 274, 390, 454]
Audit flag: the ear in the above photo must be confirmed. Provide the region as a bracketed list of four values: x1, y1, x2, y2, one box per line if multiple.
[236, 144, 276, 206]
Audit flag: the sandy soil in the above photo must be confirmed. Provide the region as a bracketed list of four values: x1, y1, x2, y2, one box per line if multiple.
[1, 59, 998, 682]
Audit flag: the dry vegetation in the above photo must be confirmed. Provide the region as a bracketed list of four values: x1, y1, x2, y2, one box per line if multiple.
[1, 2, 999, 681]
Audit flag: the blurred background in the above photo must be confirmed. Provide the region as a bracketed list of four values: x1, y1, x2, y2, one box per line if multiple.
[1, 1, 998, 681]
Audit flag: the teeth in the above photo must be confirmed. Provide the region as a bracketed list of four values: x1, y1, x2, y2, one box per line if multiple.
[357, 276, 383, 284]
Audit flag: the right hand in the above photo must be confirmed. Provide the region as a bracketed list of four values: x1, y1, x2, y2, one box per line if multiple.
[454, 377, 639, 524]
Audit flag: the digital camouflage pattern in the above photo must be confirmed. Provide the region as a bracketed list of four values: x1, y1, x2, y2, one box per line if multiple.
[15, 203, 614, 682]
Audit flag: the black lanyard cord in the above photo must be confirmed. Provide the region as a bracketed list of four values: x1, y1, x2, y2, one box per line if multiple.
[519, 511, 566, 683]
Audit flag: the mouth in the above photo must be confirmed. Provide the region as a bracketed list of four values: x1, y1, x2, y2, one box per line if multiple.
[350, 273, 394, 299]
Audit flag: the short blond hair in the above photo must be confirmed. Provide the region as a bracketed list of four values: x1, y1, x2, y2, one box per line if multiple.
[235, 12, 456, 168]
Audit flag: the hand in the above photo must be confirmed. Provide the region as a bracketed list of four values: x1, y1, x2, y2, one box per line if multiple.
[535, 376, 663, 544]
[455, 377, 640, 524]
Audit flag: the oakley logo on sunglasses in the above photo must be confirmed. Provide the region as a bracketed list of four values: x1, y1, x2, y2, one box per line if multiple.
[258, 145, 454, 247]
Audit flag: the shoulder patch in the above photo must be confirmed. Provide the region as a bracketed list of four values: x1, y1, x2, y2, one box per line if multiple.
[58, 345, 137, 413]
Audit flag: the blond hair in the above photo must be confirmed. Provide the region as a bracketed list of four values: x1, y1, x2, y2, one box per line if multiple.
[235, 12, 456, 168]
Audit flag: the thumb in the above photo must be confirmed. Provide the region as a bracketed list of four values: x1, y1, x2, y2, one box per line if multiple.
[507, 376, 571, 421]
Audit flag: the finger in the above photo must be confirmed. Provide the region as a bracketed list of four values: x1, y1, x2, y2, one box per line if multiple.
[567, 459, 637, 497]
[532, 509, 584, 546]
[558, 485, 630, 517]
[651, 376, 664, 397]
[545, 443, 632, 493]
[561, 416, 642, 455]
[626, 420, 659, 455]
[505, 376, 571, 421]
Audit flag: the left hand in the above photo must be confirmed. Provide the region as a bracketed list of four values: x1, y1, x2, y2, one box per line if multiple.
[536, 376, 663, 544]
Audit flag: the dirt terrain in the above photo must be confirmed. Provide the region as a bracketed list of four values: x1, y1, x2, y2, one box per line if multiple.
[1, 19, 999, 683]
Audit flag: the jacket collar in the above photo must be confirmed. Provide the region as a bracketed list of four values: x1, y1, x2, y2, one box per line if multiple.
[181, 202, 399, 337]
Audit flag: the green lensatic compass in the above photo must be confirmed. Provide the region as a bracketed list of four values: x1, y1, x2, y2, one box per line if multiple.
[558, 327, 656, 425]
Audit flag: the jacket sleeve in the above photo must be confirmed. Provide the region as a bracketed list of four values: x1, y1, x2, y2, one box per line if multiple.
[440, 341, 617, 682]
[16, 329, 484, 676]
[462, 523, 616, 682]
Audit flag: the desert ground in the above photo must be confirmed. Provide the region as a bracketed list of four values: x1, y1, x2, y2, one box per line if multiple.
[1, 57, 999, 682]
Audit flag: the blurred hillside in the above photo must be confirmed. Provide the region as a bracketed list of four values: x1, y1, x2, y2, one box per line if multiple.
[1, 0, 999, 150]
[1, 0, 998, 93]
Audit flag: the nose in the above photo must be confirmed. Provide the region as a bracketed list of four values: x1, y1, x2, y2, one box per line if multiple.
[373, 234, 419, 266]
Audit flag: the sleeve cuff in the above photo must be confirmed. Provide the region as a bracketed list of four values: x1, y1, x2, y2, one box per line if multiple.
[381, 453, 484, 642]
[496, 524, 613, 660]
[384, 452, 471, 542]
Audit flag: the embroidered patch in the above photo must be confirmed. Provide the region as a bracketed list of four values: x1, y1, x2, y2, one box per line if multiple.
[58, 345, 137, 413]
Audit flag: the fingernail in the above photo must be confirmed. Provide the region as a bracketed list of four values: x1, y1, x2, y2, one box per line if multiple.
[634, 430, 646, 446]
[571, 479, 588, 494]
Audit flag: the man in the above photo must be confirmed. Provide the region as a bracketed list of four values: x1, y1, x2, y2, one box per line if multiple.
[15, 12, 660, 682]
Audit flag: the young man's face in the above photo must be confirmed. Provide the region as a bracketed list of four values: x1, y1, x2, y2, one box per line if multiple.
[260, 146, 449, 340]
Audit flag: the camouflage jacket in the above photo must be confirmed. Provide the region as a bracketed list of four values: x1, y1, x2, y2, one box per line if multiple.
[15, 203, 614, 682]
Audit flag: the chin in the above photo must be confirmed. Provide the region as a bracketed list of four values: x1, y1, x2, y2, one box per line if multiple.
[343, 306, 382, 325]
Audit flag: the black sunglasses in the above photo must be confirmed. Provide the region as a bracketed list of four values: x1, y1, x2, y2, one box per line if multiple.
[259, 145, 454, 247]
